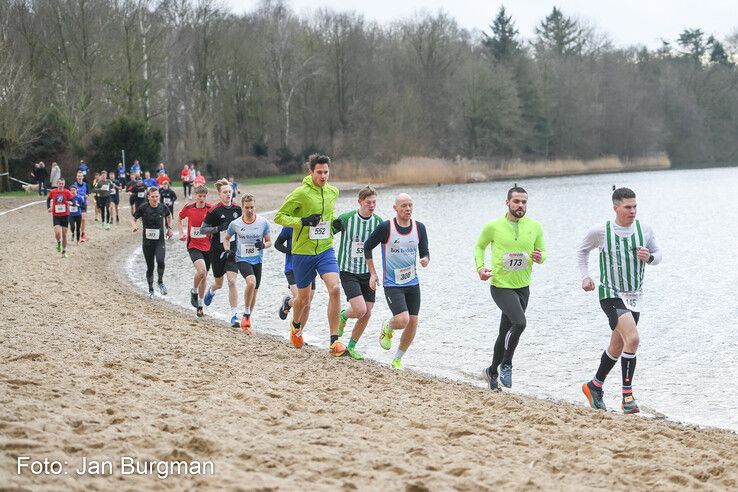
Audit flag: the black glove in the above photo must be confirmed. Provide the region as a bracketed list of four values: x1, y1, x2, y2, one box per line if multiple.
[255, 239, 264, 250]
[219, 223, 229, 232]
[220, 250, 235, 262]
[332, 219, 344, 233]
[301, 213, 322, 227]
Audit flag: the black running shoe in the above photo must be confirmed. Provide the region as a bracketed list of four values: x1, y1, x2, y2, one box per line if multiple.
[278, 295, 291, 320]
[196, 306, 204, 318]
[482, 367, 500, 391]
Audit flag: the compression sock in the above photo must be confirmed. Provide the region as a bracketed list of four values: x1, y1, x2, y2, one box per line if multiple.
[348, 338, 358, 350]
[594, 349, 618, 385]
[621, 352, 637, 390]
[330, 335, 339, 345]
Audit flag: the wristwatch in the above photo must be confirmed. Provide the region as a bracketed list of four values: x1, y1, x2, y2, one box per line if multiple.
[648, 254, 654, 264]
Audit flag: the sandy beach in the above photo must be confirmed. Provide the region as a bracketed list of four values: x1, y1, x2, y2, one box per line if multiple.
[2, 186, 738, 491]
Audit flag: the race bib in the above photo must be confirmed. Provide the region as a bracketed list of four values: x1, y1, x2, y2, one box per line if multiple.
[351, 241, 364, 259]
[219, 230, 227, 243]
[69, 206, 78, 213]
[309, 221, 330, 240]
[394, 265, 416, 285]
[502, 252, 529, 271]
[239, 242, 258, 257]
[54, 204, 66, 213]
[110, 187, 116, 195]
[163, 198, 172, 205]
[145, 228, 160, 240]
[137, 192, 145, 198]
[619, 291, 642, 312]
[101, 184, 109, 191]
[190, 227, 206, 239]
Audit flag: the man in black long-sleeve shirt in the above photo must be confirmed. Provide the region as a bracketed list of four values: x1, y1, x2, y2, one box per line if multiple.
[364, 193, 429, 370]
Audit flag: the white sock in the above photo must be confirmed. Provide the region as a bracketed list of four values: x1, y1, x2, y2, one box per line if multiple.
[231, 307, 238, 316]
[394, 349, 405, 360]
[197, 298, 203, 307]
[191, 288, 197, 294]
[244, 307, 251, 316]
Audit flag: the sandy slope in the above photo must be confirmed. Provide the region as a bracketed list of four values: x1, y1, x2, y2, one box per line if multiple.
[1, 187, 737, 491]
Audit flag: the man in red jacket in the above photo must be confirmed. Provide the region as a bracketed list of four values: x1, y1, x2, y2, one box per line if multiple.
[46, 178, 75, 257]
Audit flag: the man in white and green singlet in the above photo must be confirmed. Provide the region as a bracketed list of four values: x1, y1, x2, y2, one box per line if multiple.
[578, 187, 661, 415]
[335, 186, 383, 360]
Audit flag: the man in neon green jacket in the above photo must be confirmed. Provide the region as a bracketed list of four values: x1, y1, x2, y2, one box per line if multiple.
[474, 186, 546, 391]
[275, 155, 346, 356]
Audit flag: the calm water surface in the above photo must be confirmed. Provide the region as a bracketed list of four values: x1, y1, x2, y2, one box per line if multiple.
[128, 167, 738, 432]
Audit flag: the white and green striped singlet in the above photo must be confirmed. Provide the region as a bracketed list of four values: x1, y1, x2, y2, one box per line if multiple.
[336, 210, 382, 274]
[598, 220, 646, 300]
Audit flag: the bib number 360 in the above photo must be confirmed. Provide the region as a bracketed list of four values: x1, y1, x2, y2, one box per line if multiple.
[394, 265, 416, 285]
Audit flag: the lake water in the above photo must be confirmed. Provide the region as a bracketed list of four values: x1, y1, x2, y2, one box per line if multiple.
[127, 167, 738, 432]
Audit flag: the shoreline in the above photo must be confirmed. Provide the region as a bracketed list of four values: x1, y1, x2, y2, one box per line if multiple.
[2, 181, 738, 490]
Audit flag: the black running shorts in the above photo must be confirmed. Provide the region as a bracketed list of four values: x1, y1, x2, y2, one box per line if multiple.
[211, 251, 237, 278]
[285, 270, 315, 290]
[237, 262, 263, 288]
[384, 284, 421, 316]
[340, 271, 375, 303]
[52, 216, 69, 228]
[188, 248, 211, 271]
[600, 297, 640, 330]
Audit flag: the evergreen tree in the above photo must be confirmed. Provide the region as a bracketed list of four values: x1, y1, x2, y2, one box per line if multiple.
[677, 28, 706, 64]
[534, 7, 585, 56]
[482, 6, 520, 63]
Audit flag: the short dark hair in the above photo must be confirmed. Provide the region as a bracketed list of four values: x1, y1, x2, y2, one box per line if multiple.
[507, 186, 527, 200]
[308, 154, 331, 170]
[612, 187, 636, 204]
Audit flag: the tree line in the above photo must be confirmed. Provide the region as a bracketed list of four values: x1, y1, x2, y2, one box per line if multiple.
[2, 1, 738, 190]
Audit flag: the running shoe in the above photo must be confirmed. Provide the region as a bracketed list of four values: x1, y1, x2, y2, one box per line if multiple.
[240, 314, 252, 334]
[582, 381, 607, 411]
[379, 319, 393, 350]
[499, 364, 513, 388]
[203, 288, 214, 306]
[55, 241, 61, 252]
[158, 282, 168, 295]
[290, 325, 304, 349]
[196, 306, 204, 318]
[338, 309, 348, 337]
[329, 340, 346, 357]
[278, 295, 291, 320]
[391, 358, 403, 370]
[230, 314, 240, 327]
[346, 347, 364, 361]
[147, 290, 154, 299]
[190, 290, 198, 308]
[621, 395, 640, 414]
[482, 367, 500, 391]
[61, 251, 68, 258]
[80, 234, 88, 243]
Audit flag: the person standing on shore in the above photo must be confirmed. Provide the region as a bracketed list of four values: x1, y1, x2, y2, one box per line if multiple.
[578, 187, 661, 414]
[46, 178, 74, 257]
[474, 186, 546, 390]
[335, 186, 383, 361]
[223, 193, 271, 333]
[364, 193, 430, 370]
[200, 179, 242, 326]
[178, 184, 213, 317]
[274, 154, 346, 356]
[49, 162, 61, 189]
[131, 186, 173, 298]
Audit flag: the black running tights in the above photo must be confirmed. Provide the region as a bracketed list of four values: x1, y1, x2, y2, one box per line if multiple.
[142, 240, 166, 289]
[69, 216, 82, 241]
[489, 285, 530, 374]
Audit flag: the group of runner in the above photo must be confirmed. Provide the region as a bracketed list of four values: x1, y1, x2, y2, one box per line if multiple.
[45, 154, 661, 414]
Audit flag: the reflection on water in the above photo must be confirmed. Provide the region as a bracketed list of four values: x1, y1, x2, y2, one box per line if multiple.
[128, 167, 738, 432]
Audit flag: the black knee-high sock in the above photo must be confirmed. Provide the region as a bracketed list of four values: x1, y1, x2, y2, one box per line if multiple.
[593, 349, 618, 386]
[157, 264, 165, 284]
[621, 352, 636, 395]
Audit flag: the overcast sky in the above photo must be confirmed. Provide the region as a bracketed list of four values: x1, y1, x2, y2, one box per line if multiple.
[226, 0, 738, 49]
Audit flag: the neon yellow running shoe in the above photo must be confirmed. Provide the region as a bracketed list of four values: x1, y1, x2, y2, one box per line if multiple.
[379, 319, 393, 350]
[338, 309, 347, 337]
[391, 358, 403, 370]
[346, 347, 364, 361]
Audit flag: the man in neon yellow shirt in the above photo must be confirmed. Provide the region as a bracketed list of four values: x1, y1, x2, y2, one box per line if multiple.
[474, 186, 546, 390]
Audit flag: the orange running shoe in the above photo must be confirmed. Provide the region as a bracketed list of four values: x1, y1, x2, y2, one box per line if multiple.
[240, 314, 252, 335]
[290, 324, 304, 348]
[329, 340, 346, 357]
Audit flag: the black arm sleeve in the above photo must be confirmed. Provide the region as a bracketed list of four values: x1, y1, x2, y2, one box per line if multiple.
[199, 209, 219, 235]
[363, 221, 390, 259]
[46, 196, 51, 208]
[133, 205, 143, 220]
[417, 221, 429, 259]
[274, 229, 291, 254]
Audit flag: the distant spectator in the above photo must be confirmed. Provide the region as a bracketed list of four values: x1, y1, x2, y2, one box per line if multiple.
[156, 172, 171, 186]
[32, 162, 47, 196]
[229, 175, 240, 197]
[181, 163, 192, 199]
[130, 160, 141, 176]
[78, 160, 89, 182]
[49, 162, 61, 188]
[193, 170, 205, 187]
[157, 162, 167, 176]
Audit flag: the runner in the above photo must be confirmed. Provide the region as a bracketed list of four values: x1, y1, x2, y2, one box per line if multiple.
[130, 159, 141, 177]
[229, 175, 240, 198]
[46, 178, 74, 257]
[274, 226, 316, 329]
[335, 186, 383, 360]
[92, 172, 100, 222]
[130, 187, 173, 298]
[159, 180, 177, 216]
[109, 171, 123, 224]
[117, 162, 127, 182]
[93, 170, 112, 230]
[181, 163, 192, 200]
[178, 184, 213, 317]
[274, 155, 346, 356]
[223, 193, 271, 333]
[199, 179, 242, 326]
[73, 171, 90, 242]
[474, 186, 546, 390]
[364, 193, 429, 369]
[127, 175, 147, 216]
[68, 184, 85, 245]
[194, 171, 206, 188]
[578, 187, 661, 414]
[143, 171, 158, 189]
